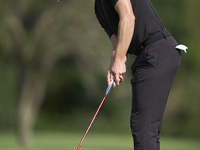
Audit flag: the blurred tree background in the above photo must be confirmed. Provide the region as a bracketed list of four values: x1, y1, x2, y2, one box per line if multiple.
[0, 0, 199, 147]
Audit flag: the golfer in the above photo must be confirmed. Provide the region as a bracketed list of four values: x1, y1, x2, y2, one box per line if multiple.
[95, 0, 181, 150]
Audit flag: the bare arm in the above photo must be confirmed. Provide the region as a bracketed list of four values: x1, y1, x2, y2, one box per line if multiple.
[107, 0, 135, 88]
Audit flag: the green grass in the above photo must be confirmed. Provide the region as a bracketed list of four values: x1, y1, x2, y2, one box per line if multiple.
[0, 132, 200, 150]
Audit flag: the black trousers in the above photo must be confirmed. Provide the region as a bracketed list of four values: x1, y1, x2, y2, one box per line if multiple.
[130, 36, 181, 150]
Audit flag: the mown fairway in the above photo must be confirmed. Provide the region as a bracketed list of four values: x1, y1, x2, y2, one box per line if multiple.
[0, 132, 200, 150]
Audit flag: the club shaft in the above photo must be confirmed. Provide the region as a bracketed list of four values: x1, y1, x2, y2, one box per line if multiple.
[76, 96, 106, 150]
[76, 80, 113, 150]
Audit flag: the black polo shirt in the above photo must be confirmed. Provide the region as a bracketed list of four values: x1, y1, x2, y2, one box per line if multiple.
[94, 0, 166, 54]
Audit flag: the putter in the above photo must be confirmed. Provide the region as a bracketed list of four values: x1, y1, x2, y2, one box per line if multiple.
[76, 80, 114, 150]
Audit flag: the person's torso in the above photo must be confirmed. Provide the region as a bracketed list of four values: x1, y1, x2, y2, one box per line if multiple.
[95, 0, 166, 54]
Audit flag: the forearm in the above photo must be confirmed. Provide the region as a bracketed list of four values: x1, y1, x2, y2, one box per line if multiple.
[114, 14, 135, 62]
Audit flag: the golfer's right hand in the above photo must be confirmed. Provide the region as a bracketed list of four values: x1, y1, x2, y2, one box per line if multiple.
[107, 59, 126, 89]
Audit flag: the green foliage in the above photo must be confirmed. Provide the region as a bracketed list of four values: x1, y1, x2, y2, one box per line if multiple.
[0, 61, 18, 130]
[151, 0, 189, 43]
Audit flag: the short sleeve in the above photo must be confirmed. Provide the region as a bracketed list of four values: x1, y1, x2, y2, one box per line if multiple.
[110, 0, 118, 6]
[95, 10, 114, 38]
[95, 1, 114, 38]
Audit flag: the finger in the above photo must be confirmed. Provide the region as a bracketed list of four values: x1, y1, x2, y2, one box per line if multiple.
[107, 72, 111, 85]
[107, 71, 112, 85]
[112, 82, 117, 89]
[114, 74, 120, 87]
[119, 74, 124, 82]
